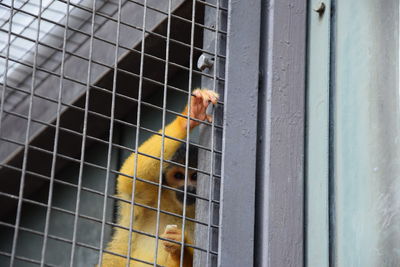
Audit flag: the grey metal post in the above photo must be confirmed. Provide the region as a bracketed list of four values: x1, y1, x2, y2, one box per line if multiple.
[218, 0, 261, 266]
[255, 0, 307, 266]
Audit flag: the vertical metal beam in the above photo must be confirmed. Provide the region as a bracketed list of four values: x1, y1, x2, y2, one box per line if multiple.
[218, 0, 260, 266]
[255, 0, 307, 267]
[333, 1, 400, 266]
[306, 1, 331, 266]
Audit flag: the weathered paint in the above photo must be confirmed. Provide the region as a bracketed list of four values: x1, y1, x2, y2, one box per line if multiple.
[334, 0, 400, 266]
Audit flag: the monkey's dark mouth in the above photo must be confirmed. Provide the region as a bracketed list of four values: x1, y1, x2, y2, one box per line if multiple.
[176, 185, 196, 205]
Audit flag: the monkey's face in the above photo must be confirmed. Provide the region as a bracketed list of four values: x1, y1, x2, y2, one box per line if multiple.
[164, 166, 197, 206]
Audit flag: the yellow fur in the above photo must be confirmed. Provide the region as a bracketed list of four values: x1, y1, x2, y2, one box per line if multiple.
[101, 107, 194, 267]
[100, 88, 219, 267]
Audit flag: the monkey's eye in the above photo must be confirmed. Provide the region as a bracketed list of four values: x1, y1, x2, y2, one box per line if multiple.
[174, 172, 185, 180]
[191, 173, 197, 181]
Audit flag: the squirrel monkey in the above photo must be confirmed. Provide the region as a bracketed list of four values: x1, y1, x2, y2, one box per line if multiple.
[101, 89, 219, 267]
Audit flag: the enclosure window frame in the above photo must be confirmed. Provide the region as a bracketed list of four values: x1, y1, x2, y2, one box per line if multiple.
[255, 0, 307, 266]
[217, 0, 261, 266]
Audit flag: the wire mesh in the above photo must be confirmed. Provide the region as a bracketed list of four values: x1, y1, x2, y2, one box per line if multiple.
[0, 0, 227, 266]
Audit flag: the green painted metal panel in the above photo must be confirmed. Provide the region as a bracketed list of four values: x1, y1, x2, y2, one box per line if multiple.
[306, 1, 331, 266]
[334, 0, 400, 266]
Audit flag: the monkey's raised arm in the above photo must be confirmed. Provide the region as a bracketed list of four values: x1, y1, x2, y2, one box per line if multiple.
[116, 114, 188, 196]
[116, 89, 218, 197]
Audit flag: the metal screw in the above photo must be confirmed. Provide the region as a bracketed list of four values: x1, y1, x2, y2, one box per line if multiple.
[313, 2, 325, 15]
[197, 54, 214, 71]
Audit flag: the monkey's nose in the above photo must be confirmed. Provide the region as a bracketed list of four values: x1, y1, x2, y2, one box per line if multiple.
[187, 185, 196, 194]
[176, 185, 197, 205]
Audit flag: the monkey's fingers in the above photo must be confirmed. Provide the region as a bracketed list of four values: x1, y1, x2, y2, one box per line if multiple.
[207, 90, 219, 105]
[160, 231, 183, 255]
[192, 89, 208, 107]
[163, 229, 181, 235]
[162, 225, 182, 239]
[202, 89, 219, 105]
[199, 89, 216, 107]
[161, 233, 183, 242]
[192, 89, 219, 106]
[165, 224, 178, 231]
[193, 89, 202, 98]
[190, 92, 205, 114]
[206, 114, 213, 123]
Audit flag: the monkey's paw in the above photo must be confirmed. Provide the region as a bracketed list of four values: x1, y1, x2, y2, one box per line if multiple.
[160, 225, 183, 256]
[188, 89, 219, 128]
